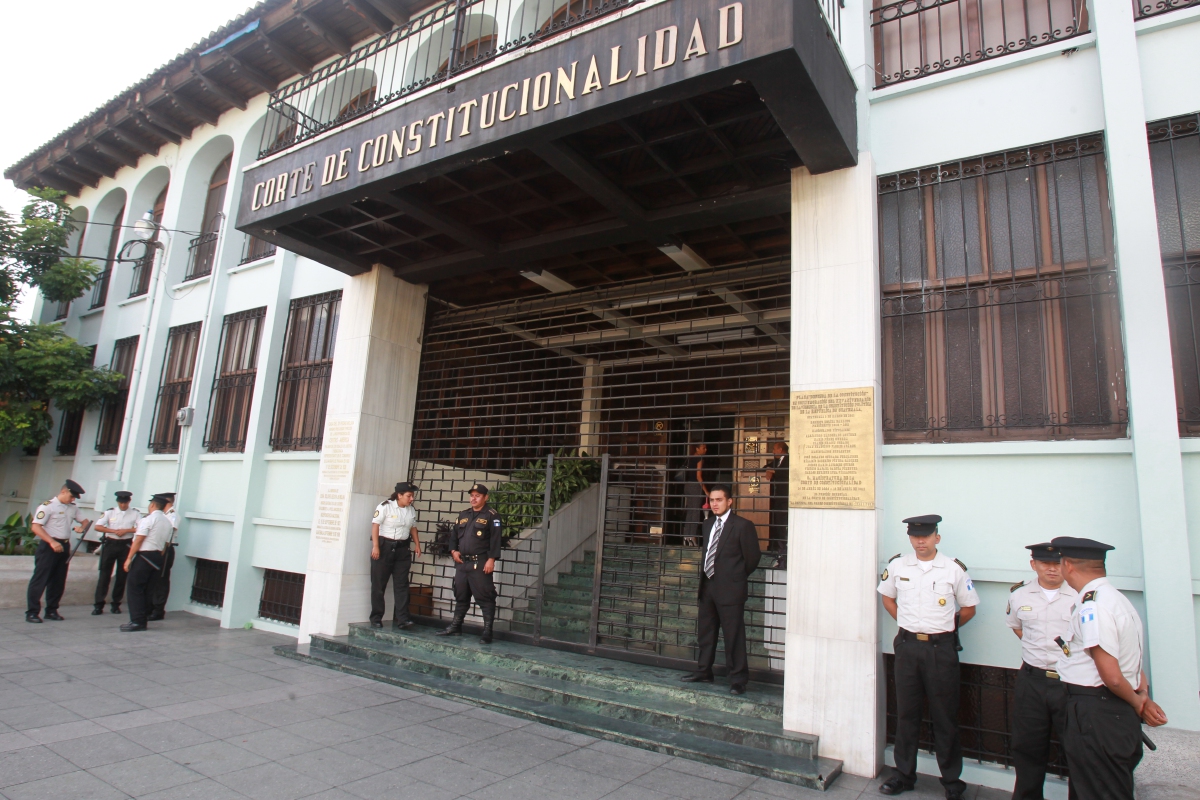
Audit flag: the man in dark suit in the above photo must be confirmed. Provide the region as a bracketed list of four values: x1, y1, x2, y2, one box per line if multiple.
[764, 441, 789, 551]
[681, 483, 762, 694]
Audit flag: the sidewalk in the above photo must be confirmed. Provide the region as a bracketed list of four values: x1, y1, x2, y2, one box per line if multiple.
[0, 608, 1192, 800]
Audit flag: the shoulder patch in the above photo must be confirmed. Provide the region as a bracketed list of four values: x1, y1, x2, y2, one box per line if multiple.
[1010, 581, 1025, 593]
[888, 553, 901, 563]
[880, 568, 889, 582]
[1082, 590, 1096, 603]
[954, 558, 968, 572]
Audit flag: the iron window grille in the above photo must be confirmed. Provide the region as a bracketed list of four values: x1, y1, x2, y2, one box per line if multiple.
[149, 322, 202, 454]
[91, 203, 125, 308]
[878, 134, 1127, 443]
[89, 268, 111, 309]
[129, 250, 155, 298]
[270, 291, 341, 451]
[240, 236, 277, 265]
[871, 0, 1088, 87]
[53, 300, 70, 320]
[1149, 113, 1200, 435]
[184, 229, 220, 281]
[95, 336, 139, 454]
[56, 345, 96, 456]
[205, 307, 266, 453]
[259, 569, 305, 624]
[190, 559, 229, 607]
[1134, 0, 1200, 19]
[884, 654, 1069, 776]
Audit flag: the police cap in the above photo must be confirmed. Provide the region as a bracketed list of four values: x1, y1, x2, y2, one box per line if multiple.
[1025, 542, 1061, 562]
[159, 492, 176, 502]
[395, 482, 418, 494]
[115, 491, 133, 502]
[63, 479, 85, 498]
[150, 493, 170, 505]
[902, 514, 941, 535]
[469, 483, 489, 496]
[1050, 537, 1114, 560]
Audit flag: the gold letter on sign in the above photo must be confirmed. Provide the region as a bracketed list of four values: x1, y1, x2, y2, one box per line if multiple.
[789, 387, 876, 510]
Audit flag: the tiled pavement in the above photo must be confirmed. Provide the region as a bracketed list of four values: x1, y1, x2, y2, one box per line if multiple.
[0, 608, 1059, 799]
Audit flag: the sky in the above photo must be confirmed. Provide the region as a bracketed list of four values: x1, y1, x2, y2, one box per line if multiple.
[0, 0, 259, 318]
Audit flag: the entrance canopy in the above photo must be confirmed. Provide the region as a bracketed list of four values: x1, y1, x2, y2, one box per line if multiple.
[236, 0, 856, 293]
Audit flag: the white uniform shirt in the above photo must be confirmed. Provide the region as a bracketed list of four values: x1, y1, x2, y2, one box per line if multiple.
[134, 510, 174, 553]
[165, 509, 178, 530]
[372, 500, 417, 540]
[33, 497, 88, 541]
[1005, 579, 1078, 670]
[1057, 577, 1144, 688]
[877, 551, 980, 634]
[95, 507, 143, 541]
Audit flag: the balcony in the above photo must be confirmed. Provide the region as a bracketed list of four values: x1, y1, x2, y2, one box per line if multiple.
[240, 236, 277, 265]
[872, 0, 1088, 88]
[185, 231, 220, 281]
[1135, 0, 1200, 18]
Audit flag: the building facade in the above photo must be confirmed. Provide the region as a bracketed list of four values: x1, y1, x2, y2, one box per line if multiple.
[5, 0, 1200, 785]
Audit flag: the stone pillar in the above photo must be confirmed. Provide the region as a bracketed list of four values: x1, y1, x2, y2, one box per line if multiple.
[581, 358, 602, 455]
[1092, 0, 1200, 728]
[784, 157, 882, 777]
[298, 265, 426, 643]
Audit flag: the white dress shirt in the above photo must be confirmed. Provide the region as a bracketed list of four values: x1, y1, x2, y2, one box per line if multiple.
[1057, 577, 1143, 688]
[94, 507, 143, 541]
[877, 551, 980, 634]
[373, 500, 417, 541]
[1005, 579, 1078, 670]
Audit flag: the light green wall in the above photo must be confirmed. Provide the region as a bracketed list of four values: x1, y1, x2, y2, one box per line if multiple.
[194, 461, 245, 514]
[1180, 452, 1200, 581]
[141, 460, 179, 497]
[252, 526, 310, 573]
[260, 460, 320, 522]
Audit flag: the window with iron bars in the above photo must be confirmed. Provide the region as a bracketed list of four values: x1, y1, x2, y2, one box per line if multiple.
[1134, 0, 1200, 20]
[95, 336, 139, 454]
[190, 559, 229, 607]
[878, 134, 1126, 443]
[1149, 113, 1200, 435]
[270, 291, 340, 451]
[56, 345, 96, 456]
[91, 203, 125, 309]
[53, 300, 70, 320]
[205, 308, 266, 452]
[149, 322, 202, 454]
[884, 655, 1069, 777]
[240, 235, 276, 265]
[259, 569, 305, 624]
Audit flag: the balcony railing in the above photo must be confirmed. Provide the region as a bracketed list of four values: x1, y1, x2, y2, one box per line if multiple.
[185, 231, 220, 281]
[240, 236, 277, 265]
[1134, 0, 1200, 18]
[872, 0, 1088, 87]
[129, 251, 154, 297]
[259, 0, 639, 158]
[89, 266, 111, 309]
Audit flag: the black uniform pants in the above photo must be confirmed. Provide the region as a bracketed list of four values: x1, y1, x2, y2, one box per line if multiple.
[148, 545, 175, 615]
[1012, 665, 1074, 800]
[892, 632, 966, 794]
[1063, 686, 1143, 800]
[126, 553, 162, 626]
[695, 582, 749, 685]
[27, 539, 71, 616]
[452, 560, 496, 618]
[95, 539, 132, 607]
[371, 538, 412, 624]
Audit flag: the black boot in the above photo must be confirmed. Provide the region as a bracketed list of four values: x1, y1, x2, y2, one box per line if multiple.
[92, 605, 105, 616]
[479, 606, 495, 644]
[435, 615, 465, 636]
[110, 603, 121, 614]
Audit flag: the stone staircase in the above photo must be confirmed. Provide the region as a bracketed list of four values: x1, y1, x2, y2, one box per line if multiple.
[278, 625, 841, 789]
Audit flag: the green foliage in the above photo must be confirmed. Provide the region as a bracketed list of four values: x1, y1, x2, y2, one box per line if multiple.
[0, 189, 92, 306]
[0, 512, 37, 555]
[489, 449, 602, 542]
[36, 257, 101, 304]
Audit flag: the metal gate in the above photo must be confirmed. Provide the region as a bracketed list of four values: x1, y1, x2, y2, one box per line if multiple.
[406, 260, 791, 675]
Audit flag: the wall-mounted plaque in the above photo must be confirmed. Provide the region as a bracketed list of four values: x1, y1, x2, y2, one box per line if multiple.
[789, 387, 876, 510]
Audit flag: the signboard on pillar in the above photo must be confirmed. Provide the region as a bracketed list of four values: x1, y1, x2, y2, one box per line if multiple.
[788, 387, 875, 510]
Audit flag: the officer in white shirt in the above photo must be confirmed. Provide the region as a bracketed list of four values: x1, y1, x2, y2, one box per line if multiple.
[877, 514, 979, 799]
[92, 490, 142, 615]
[370, 482, 422, 630]
[148, 492, 179, 621]
[121, 494, 175, 631]
[1005, 542, 1079, 800]
[1052, 537, 1167, 800]
[26, 480, 91, 623]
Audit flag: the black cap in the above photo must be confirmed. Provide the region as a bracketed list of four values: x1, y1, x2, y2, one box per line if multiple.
[469, 483, 488, 496]
[1025, 542, 1061, 562]
[150, 493, 170, 505]
[159, 492, 176, 501]
[1050, 537, 1114, 560]
[903, 514, 941, 535]
[395, 482, 418, 494]
[63, 479, 85, 498]
[115, 491, 133, 501]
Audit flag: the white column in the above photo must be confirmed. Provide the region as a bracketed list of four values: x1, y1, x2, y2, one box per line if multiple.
[298, 265, 426, 643]
[784, 157, 882, 778]
[1092, 1, 1200, 728]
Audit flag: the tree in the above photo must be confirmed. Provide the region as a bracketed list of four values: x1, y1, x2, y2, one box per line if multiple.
[0, 189, 124, 452]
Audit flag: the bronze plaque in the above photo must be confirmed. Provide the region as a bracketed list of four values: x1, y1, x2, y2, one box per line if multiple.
[789, 387, 876, 510]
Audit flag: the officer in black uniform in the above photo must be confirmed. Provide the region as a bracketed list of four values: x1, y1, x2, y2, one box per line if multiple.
[148, 492, 177, 620]
[435, 483, 502, 644]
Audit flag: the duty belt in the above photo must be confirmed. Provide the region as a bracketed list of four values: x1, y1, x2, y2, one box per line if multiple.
[1022, 662, 1060, 680]
[460, 554, 484, 562]
[1065, 684, 1116, 698]
[900, 629, 954, 644]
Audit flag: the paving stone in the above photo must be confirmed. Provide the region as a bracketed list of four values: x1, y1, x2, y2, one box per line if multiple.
[331, 735, 437, 769]
[89, 753, 205, 796]
[2, 769, 128, 800]
[47, 731, 152, 769]
[631, 765, 747, 800]
[182, 710, 272, 738]
[216, 761, 332, 800]
[279, 747, 387, 784]
[164, 740, 269, 778]
[0, 702, 84, 731]
[0, 746, 77, 788]
[138, 776, 250, 800]
[398, 754, 508, 795]
[23, 719, 109, 745]
[515, 760, 627, 800]
[341, 770, 459, 800]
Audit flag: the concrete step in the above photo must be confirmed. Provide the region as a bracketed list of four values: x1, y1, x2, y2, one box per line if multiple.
[542, 585, 594, 604]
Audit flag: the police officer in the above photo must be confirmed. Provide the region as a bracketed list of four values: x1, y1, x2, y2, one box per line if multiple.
[148, 492, 178, 621]
[370, 482, 422, 630]
[92, 490, 142, 615]
[435, 483, 502, 644]
[877, 514, 979, 799]
[1006, 543, 1078, 800]
[1053, 537, 1167, 800]
[26, 480, 91, 623]
[121, 494, 175, 632]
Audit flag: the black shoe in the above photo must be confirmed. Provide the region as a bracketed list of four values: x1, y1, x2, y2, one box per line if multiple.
[392, 620, 414, 630]
[370, 620, 383, 629]
[680, 672, 714, 683]
[120, 623, 148, 632]
[435, 622, 463, 637]
[45, 611, 64, 621]
[111, 604, 121, 614]
[729, 684, 746, 695]
[92, 606, 105, 615]
[480, 626, 493, 644]
[25, 614, 42, 624]
[879, 777, 915, 796]
[148, 612, 165, 621]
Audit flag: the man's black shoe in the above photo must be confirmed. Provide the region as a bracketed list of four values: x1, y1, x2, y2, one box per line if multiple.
[878, 778, 914, 796]
[370, 620, 383, 629]
[26, 614, 42, 623]
[393, 620, 414, 630]
[120, 623, 148, 632]
[435, 621, 463, 636]
[92, 606, 105, 615]
[680, 672, 714, 683]
[111, 604, 121, 614]
[148, 612, 165, 621]
[45, 611, 64, 621]
[729, 684, 746, 695]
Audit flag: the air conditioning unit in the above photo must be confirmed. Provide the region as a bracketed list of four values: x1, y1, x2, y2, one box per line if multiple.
[175, 407, 195, 427]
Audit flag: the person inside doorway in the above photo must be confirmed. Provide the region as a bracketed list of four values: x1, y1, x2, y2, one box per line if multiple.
[682, 443, 710, 547]
[763, 441, 788, 552]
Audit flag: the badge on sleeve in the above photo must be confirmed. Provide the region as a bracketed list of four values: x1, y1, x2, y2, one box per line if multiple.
[880, 569, 888, 581]
[36, 510, 45, 520]
[493, 519, 501, 527]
